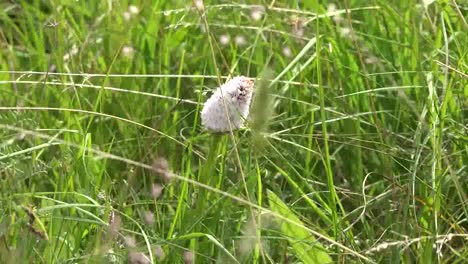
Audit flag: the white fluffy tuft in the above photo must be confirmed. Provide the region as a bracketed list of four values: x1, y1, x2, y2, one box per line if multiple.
[201, 76, 254, 132]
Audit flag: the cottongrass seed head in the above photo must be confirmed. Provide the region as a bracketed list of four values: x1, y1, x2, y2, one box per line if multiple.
[152, 157, 173, 182]
[153, 245, 165, 260]
[128, 252, 151, 264]
[201, 76, 254, 132]
[183, 251, 194, 264]
[151, 183, 163, 199]
[219, 34, 230, 46]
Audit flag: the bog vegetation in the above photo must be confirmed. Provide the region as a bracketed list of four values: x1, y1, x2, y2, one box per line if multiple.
[0, 1, 467, 263]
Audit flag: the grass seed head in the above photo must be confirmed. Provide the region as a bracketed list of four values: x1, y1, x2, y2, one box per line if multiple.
[250, 6, 265, 21]
[122, 46, 135, 58]
[290, 16, 305, 39]
[128, 5, 139, 14]
[108, 211, 121, 237]
[250, 68, 274, 150]
[219, 34, 230, 45]
[282, 46, 292, 57]
[123, 11, 131, 21]
[235, 35, 247, 46]
[124, 236, 136, 248]
[153, 245, 165, 260]
[143, 211, 155, 224]
[183, 251, 194, 264]
[151, 183, 163, 199]
[128, 252, 151, 264]
[194, 0, 204, 11]
[152, 157, 173, 182]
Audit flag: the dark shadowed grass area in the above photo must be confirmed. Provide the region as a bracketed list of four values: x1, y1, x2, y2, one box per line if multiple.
[0, 0, 467, 263]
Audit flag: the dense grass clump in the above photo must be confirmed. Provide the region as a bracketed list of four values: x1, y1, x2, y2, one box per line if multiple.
[0, 1, 467, 263]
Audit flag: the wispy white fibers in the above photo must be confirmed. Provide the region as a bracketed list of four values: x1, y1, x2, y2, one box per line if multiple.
[201, 76, 254, 132]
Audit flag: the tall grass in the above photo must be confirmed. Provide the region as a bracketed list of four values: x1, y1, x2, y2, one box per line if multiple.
[0, 0, 467, 263]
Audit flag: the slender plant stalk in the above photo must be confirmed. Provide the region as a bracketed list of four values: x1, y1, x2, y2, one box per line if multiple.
[192, 133, 223, 262]
[316, 18, 339, 241]
[197, 133, 223, 211]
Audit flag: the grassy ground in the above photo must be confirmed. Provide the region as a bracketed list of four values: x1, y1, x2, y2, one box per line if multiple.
[0, 0, 467, 263]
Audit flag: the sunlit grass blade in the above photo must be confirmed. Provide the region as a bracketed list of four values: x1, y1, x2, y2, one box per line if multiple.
[268, 190, 332, 264]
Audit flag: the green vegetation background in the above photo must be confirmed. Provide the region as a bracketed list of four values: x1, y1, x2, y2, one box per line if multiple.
[0, 0, 467, 263]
